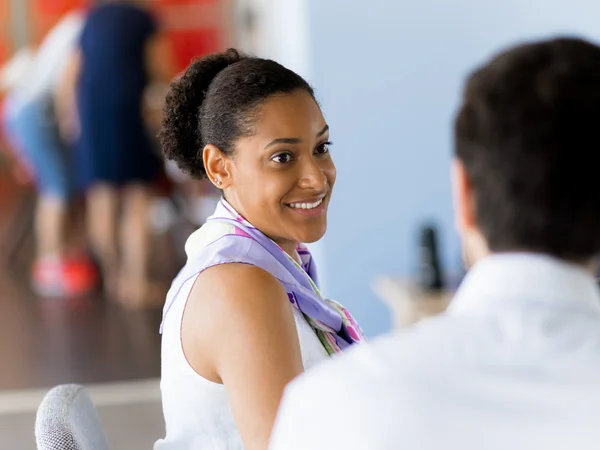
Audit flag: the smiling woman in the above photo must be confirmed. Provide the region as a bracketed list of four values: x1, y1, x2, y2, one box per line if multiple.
[155, 48, 364, 450]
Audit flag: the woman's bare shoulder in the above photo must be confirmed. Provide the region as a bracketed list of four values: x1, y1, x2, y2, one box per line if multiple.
[182, 263, 301, 384]
[194, 263, 288, 310]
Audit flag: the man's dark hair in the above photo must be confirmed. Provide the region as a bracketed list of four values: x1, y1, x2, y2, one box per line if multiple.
[455, 37, 600, 260]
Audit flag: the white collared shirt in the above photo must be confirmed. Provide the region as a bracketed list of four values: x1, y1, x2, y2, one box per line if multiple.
[270, 254, 600, 450]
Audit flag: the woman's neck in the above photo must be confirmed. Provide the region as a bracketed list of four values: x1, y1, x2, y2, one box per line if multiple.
[221, 197, 299, 260]
[278, 241, 300, 260]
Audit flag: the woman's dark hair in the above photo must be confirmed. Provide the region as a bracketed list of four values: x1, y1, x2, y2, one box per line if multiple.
[159, 48, 315, 179]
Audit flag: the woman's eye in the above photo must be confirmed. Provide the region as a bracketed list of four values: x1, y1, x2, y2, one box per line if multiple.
[272, 153, 293, 164]
[316, 141, 332, 154]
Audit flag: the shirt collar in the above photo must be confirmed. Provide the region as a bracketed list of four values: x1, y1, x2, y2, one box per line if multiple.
[448, 253, 600, 316]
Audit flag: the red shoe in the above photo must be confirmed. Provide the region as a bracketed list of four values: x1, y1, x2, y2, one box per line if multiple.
[63, 256, 99, 297]
[32, 256, 98, 298]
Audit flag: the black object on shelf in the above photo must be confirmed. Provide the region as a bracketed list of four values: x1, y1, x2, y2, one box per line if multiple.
[418, 224, 444, 291]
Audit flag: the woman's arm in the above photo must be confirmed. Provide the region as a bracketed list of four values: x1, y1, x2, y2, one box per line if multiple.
[182, 263, 304, 450]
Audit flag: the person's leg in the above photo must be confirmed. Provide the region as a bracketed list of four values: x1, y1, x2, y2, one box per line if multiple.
[65, 197, 88, 256]
[6, 99, 82, 295]
[31, 193, 99, 297]
[118, 182, 160, 307]
[9, 100, 71, 256]
[34, 193, 67, 259]
[86, 183, 120, 298]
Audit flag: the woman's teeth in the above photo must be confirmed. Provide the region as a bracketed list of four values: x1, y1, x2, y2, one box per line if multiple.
[288, 198, 323, 210]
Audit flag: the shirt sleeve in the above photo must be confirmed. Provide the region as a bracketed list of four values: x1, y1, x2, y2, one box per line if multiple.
[269, 375, 343, 450]
[268, 332, 411, 449]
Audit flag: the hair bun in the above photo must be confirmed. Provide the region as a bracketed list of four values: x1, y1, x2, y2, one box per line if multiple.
[159, 48, 244, 178]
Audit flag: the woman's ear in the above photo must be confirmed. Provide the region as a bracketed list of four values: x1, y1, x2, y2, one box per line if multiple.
[203, 144, 232, 189]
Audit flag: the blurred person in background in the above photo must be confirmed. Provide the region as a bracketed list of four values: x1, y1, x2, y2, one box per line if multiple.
[270, 37, 600, 450]
[1, 9, 97, 297]
[61, 0, 173, 307]
[155, 49, 364, 450]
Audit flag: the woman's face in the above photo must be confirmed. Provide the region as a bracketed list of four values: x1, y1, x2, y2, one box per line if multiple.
[222, 90, 336, 253]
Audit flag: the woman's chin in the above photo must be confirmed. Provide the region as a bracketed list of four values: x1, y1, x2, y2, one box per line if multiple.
[295, 224, 327, 244]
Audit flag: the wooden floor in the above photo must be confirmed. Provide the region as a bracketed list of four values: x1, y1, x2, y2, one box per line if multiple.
[0, 170, 187, 391]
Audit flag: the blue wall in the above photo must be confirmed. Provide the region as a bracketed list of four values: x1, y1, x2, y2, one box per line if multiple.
[308, 0, 600, 336]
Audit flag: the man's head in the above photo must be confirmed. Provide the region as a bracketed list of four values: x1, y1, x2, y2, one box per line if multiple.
[453, 37, 600, 268]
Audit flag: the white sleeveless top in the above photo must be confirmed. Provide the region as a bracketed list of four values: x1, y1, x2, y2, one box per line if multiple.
[154, 264, 329, 449]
